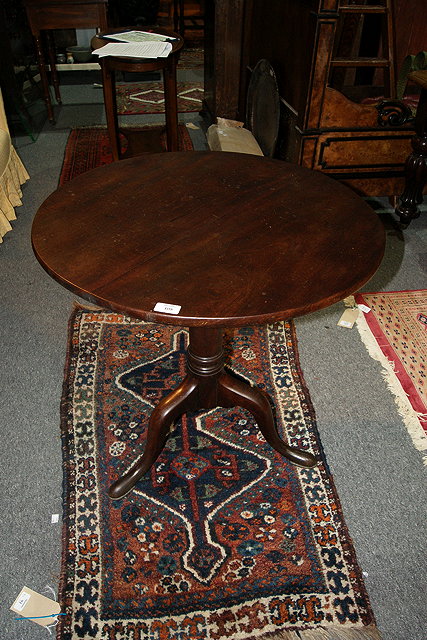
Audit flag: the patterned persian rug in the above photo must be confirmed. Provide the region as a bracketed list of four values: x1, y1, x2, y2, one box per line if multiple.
[116, 81, 204, 115]
[57, 307, 381, 640]
[355, 289, 427, 463]
[59, 125, 193, 185]
[178, 47, 204, 69]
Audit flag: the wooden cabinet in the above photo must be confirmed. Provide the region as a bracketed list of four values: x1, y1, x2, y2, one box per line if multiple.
[204, 0, 427, 197]
[203, 0, 246, 120]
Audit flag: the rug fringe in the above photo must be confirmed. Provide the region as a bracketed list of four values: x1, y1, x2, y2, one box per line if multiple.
[250, 625, 382, 640]
[298, 625, 383, 639]
[356, 312, 427, 464]
[70, 123, 169, 130]
[72, 299, 104, 311]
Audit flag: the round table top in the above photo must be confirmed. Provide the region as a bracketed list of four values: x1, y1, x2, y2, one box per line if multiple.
[32, 151, 385, 327]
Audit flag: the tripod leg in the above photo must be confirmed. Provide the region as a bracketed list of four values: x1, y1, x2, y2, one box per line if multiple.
[109, 376, 198, 499]
[218, 372, 316, 468]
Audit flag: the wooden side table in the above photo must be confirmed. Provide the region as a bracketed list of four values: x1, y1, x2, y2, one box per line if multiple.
[32, 151, 385, 499]
[91, 28, 184, 161]
[23, 0, 108, 123]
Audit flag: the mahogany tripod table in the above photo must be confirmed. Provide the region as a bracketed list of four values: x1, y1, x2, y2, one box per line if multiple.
[31, 152, 385, 499]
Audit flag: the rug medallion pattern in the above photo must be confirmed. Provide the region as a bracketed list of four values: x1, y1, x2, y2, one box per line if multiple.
[59, 309, 377, 639]
[115, 82, 204, 115]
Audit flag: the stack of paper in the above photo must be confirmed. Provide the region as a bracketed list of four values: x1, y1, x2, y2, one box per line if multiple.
[105, 30, 175, 43]
[93, 41, 172, 59]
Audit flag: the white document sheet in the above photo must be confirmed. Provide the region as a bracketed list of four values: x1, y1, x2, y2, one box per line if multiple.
[104, 30, 175, 43]
[93, 41, 172, 59]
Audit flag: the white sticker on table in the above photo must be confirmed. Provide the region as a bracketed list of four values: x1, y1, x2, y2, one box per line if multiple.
[153, 302, 181, 315]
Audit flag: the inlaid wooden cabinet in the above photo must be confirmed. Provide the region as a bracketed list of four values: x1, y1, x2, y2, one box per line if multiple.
[204, 0, 427, 197]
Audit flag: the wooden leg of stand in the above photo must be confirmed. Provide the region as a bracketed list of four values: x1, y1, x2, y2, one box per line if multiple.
[396, 87, 427, 225]
[46, 31, 61, 105]
[218, 372, 317, 468]
[108, 325, 316, 500]
[34, 34, 54, 123]
[101, 62, 121, 162]
[163, 58, 179, 151]
[109, 377, 199, 499]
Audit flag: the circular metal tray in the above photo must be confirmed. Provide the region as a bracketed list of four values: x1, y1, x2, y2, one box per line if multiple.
[246, 59, 280, 157]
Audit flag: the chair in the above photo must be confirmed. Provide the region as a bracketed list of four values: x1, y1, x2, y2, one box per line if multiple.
[395, 70, 427, 225]
[0, 88, 29, 243]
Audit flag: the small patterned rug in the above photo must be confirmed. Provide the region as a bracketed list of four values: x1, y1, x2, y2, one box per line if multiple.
[59, 125, 193, 185]
[178, 47, 204, 69]
[116, 81, 204, 115]
[355, 289, 427, 463]
[57, 308, 381, 640]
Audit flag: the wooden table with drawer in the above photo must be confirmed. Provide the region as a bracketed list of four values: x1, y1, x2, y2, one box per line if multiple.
[23, 0, 108, 123]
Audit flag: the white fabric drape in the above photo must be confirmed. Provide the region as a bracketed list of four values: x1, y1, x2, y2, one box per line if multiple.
[0, 90, 30, 243]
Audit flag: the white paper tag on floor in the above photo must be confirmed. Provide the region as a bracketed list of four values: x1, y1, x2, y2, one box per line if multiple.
[11, 587, 61, 627]
[337, 308, 359, 328]
[357, 303, 371, 313]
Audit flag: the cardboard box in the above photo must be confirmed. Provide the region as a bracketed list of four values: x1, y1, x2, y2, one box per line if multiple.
[207, 118, 263, 156]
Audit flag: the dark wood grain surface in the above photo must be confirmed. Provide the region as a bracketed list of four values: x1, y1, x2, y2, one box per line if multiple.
[32, 151, 385, 327]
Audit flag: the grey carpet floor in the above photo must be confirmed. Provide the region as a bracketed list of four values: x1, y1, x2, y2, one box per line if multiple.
[0, 80, 426, 640]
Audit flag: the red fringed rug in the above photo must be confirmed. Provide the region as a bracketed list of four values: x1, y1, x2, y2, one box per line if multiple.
[116, 81, 204, 115]
[57, 308, 381, 640]
[355, 289, 427, 463]
[59, 125, 193, 185]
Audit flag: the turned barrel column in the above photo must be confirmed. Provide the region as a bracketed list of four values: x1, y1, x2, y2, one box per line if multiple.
[396, 70, 427, 225]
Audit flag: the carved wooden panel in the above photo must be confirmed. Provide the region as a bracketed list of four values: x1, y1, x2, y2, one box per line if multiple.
[393, 0, 427, 72]
[24, 0, 108, 33]
[203, 0, 245, 119]
[337, 175, 405, 197]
